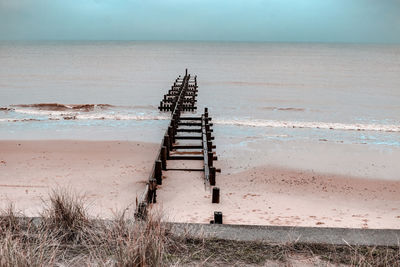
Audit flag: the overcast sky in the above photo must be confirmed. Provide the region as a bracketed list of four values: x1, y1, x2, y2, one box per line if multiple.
[1, 0, 399, 43]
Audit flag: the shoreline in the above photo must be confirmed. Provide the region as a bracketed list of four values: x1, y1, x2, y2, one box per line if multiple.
[1, 139, 399, 229]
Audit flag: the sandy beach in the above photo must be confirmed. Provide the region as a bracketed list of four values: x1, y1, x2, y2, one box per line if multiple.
[158, 164, 400, 229]
[0, 140, 158, 218]
[1, 140, 399, 229]
[158, 139, 400, 229]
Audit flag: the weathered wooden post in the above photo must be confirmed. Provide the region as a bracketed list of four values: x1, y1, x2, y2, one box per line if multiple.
[148, 178, 157, 203]
[208, 151, 213, 167]
[155, 160, 162, 185]
[163, 135, 170, 152]
[168, 126, 174, 144]
[207, 140, 212, 152]
[205, 122, 210, 132]
[135, 202, 147, 221]
[172, 111, 178, 120]
[206, 131, 212, 141]
[212, 187, 220, 203]
[171, 119, 176, 135]
[161, 146, 167, 170]
[214, 211, 223, 224]
[209, 166, 216, 186]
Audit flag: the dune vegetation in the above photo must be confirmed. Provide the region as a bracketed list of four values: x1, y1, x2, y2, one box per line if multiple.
[0, 189, 399, 266]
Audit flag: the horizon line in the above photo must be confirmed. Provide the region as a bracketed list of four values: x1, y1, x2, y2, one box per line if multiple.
[1, 39, 399, 45]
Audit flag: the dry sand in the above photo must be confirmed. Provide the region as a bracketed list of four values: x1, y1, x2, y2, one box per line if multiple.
[0, 140, 158, 218]
[1, 140, 399, 229]
[157, 154, 400, 229]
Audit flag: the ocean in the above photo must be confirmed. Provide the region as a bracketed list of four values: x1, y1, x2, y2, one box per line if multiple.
[1, 41, 399, 179]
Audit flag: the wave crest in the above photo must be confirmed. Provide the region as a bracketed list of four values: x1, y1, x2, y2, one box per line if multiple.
[11, 103, 113, 111]
[214, 119, 400, 133]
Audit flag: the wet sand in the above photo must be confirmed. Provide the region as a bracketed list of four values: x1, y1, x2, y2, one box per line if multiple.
[0, 140, 158, 217]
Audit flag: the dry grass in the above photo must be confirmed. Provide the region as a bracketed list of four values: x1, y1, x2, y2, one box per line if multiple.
[0, 205, 59, 266]
[0, 190, 399, 266]
[0, 189, 169, 266]
[166, 237, 400, 266]
[157, 220, 399, 266]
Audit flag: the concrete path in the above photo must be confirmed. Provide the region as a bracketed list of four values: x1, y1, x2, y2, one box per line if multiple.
[170, 223, 400, 246]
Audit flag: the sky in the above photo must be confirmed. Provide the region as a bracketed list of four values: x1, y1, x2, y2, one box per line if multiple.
[0, 0, 400, 43]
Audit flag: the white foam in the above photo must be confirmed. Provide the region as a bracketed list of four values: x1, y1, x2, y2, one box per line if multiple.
[0, 118, 41, 122]
[75, 114, 170, 121]
[214, 119, 400, 133]
[4, 109, 399, 133]
[13, 108, 78, 117]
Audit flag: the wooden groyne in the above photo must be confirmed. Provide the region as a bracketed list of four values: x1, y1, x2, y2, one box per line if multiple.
[136, 69, 219, 219]
[158, 69, 198, 112]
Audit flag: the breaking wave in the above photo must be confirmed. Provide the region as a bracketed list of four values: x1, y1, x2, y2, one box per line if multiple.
[1, 103, 169, 122]
[214, 119, 400, 133]
[12, 103, 114, 111]
[0, 115, 169, 122]
[1, 103, 399, 133]
[261, 106, 305, 112]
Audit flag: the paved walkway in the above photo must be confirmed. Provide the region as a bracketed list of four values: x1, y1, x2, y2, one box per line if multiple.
[170, 223, 400, 246]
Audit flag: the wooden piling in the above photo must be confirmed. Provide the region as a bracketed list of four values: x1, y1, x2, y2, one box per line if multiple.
[205, 122, 210, 132]
[206, 131, 212, 141]
[155, 160, 162, 185]
[171, 119, 176, 136]
[207, 140, 213, 152]
[212, 187, 220, 203]
[209, 166, 216, 186]
[148, 178, 157, 203]
[161, 146, 167, 170]
[214, 211, 223, 224]
[137, 73, 223, 220]
[135, 202, 147, 221]
[208, 151, 213, 167]
[163, 135, 170, 155]
[168, 126, 174, 144]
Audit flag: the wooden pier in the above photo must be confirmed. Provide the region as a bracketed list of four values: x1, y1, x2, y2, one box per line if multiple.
[135, 69, 219, 220]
